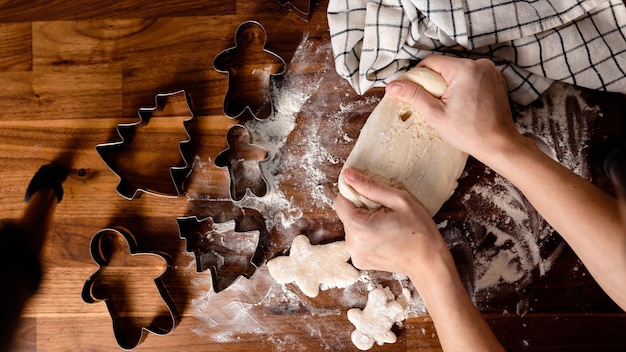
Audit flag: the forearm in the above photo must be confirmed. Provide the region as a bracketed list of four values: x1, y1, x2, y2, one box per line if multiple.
[479, 135, 626, 309]
[408, 256, 504, 351]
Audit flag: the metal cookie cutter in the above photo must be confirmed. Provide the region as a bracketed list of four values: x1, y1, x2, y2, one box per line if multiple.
[82, 228, 179, 350]
[177, 215, 262, 293]
[96, 90, 196, 200]
[215, 124, 269, 201]
[277, 0, 315, 21]
[213, 20, 286, 120]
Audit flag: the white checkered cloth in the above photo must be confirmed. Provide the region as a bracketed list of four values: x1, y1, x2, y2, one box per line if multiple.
[327, 0, 626, 104]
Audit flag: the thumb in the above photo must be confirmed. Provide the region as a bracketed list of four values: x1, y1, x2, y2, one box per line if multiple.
[386, 80, 443, 122]
[342, 168, 403, 209]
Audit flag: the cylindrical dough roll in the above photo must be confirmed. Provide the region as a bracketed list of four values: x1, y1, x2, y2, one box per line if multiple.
[337, 67, 468, 216]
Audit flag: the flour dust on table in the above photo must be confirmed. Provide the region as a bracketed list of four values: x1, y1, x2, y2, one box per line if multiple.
[186, 29, 599, 349]
[441, 83, 598, 314]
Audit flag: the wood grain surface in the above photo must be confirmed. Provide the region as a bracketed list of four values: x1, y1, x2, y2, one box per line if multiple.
[1, 1, 626, 351]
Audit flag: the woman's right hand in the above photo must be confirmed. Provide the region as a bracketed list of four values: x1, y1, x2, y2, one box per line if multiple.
[333, 168, 453, 282]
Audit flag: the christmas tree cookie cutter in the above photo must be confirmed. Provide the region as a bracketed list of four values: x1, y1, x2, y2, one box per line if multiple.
[213, 20, 286, 120]
[215, 125, 269, 201]
[82, 228, 179, 350]
[96, 90, 195, 200]
[177, 213, 265, 293]
[277, 0, 315, 21]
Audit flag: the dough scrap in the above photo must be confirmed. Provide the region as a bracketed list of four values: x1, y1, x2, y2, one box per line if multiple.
[267, 235, 360, 297]
[347, 287, 409, 350]
[338, 67, 468, 216]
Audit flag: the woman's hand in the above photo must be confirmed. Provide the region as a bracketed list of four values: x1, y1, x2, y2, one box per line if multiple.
[333, 168, 452, 281]
[386, 55, 626, 310]
[386, 55, 523, 164]
[334, 167, 505, 351]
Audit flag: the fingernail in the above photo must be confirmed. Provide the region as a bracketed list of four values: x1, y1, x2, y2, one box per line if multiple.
[386, 82, 404, 96]
[343, 168, 361, 183]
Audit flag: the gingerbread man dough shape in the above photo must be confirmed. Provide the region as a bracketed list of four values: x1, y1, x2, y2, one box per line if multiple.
[347, 287, 409, 350]
[267, 235, 360, 297]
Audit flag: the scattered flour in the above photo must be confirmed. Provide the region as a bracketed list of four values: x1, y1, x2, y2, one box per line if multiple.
[237, 32, 350, 231]
[187, 33, 374, 349]
[187, 29, 601, 350]
[439, 83, 598, 306]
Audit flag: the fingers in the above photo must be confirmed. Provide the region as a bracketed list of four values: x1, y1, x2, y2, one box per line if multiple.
[386, 80, 443, 122]
[417, 54, 461, 81]
[341, 168, 407, 210]
[333, 192, 357, 220]
[333, 194, 374, 270]
[419, 55, 501, 84]
[417, 54, 482, 79]
[334, 191, 378, 228]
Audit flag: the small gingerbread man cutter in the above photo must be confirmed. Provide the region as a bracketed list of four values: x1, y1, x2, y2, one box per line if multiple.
[215, 125, 269, 201]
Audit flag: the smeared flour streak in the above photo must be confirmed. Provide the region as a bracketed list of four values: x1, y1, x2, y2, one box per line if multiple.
[442, 84, 598, 309]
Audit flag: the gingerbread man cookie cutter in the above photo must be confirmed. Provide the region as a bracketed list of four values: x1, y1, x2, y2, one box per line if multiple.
[82, 228, 179, 350]
[213, 21, 286, 120]
[215, 125, 269, 201]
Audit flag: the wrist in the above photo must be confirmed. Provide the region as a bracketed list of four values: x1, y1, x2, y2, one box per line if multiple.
[406, 247, 462, 296]
[474, 131, 536, 171]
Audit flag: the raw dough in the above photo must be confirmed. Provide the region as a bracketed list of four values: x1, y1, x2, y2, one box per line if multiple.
[267, 235, 360, 297]
[338, 67, 468, 216]
[347, 287, 409, 350]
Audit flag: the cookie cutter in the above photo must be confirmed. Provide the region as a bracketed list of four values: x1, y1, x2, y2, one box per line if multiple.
[213, 20, 286, 120]
[82, 228, 179, 350]
[177, 215, 262, 292]
[215, 124, 269, 201]
[277, 0, 315, 21]
[176, 216, 260, 293]
[96, 90, 195, 200]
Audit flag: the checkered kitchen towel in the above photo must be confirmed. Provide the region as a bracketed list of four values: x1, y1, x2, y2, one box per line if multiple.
[328, 0, 626, 104]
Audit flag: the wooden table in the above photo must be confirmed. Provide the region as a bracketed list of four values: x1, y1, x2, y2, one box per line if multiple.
[1, 1, 625, 351]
